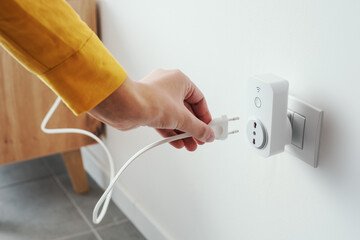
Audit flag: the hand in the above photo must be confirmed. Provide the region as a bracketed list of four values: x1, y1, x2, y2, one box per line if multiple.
[88, 69, 215, 151]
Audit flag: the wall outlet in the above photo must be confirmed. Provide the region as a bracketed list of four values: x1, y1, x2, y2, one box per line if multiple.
[285, 96, 324, 168]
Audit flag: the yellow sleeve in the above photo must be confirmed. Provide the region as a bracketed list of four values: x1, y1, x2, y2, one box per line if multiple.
[0, 0, 127, 115]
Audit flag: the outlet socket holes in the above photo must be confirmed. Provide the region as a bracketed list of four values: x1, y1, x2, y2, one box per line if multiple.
[247, 119, 266, 149]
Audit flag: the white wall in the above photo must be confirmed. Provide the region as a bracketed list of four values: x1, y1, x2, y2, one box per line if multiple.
[87, 0, 360, 239]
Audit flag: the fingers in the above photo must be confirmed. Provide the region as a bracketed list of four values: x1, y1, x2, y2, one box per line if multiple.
[182, 137, 198, 151]
[184, 81, 212, 124]
[144, 69, 214, 150]
[176, 109, 215, 143]
[180, 80, 213, 143]
[156, 129, 185, 149]
[156, 129, 199, 151]
[174, 130, 198, 151]
[183, 102, 205, 146]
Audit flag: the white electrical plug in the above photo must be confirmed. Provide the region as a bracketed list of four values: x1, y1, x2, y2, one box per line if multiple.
[209, 115, 239, 140]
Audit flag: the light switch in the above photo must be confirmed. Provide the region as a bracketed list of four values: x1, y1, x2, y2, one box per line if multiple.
[292, 113, 306, 149]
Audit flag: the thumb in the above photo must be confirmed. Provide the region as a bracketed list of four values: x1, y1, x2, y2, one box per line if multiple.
[177, 110, 215, 143]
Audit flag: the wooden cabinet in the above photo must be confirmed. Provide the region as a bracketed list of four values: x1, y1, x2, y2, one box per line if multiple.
[0, 0, 102, 193]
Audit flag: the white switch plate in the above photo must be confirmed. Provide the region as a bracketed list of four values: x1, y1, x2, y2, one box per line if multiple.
[285, 96, 324, 168]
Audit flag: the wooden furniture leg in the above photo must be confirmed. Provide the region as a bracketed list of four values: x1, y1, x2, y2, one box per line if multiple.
[62, 149, 89, 194]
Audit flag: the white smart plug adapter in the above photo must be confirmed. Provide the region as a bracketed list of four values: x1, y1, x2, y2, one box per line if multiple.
[246, 74, 292, 157]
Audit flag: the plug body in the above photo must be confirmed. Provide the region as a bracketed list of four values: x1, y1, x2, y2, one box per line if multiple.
[246, 74, 292, 157]
[209, 115, 239, 140]
[209, 115, 228, 140]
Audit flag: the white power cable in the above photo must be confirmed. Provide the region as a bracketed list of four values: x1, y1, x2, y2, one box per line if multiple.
[41, 97, 191, 224]
[92, 132, 191, 224]
[41, 97, 239, 224]
[41, 97, 115, 223]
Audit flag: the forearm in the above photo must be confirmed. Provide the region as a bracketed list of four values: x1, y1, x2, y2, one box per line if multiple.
[0, 0, 127, 115]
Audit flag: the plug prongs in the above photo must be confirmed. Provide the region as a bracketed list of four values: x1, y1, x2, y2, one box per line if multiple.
[228, 130, 239, 135]
[228, 117, 240, 121]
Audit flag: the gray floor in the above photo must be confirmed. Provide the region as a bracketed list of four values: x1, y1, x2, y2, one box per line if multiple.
[0, 154, 146, 240]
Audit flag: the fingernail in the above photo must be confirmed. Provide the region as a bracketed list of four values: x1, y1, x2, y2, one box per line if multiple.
[206, 133, 215, 143]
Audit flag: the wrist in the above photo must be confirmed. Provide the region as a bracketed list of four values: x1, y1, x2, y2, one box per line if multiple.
[89, 77, 149, 130]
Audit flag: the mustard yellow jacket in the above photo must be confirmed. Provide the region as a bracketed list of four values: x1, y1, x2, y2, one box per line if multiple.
[0, 0, 127, 115]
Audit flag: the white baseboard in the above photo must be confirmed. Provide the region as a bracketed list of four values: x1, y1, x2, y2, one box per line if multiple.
[80, 147, 173, 240]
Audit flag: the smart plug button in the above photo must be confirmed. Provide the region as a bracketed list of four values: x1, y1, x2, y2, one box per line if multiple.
[254, 97, 262, 108]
